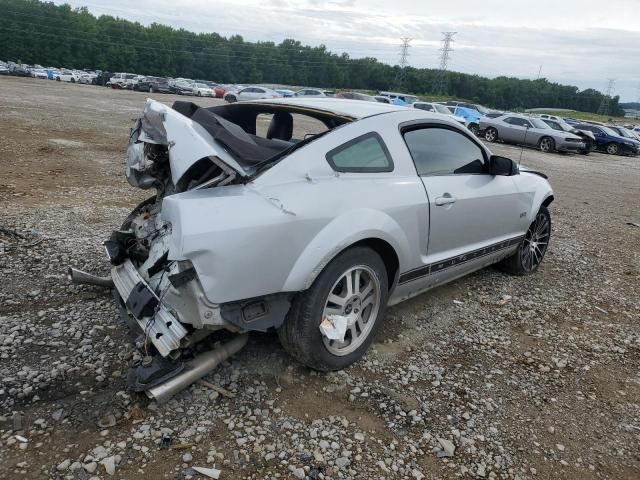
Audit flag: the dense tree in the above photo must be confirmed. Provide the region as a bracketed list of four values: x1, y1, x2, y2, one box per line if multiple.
[0, 0, 623, 116]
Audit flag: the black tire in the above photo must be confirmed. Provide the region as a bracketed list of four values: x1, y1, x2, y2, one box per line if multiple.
[469, 123, 479, 136]
[149, 86, 154, 93]
[606, 143, 619, 155]
[484, 127, 498, 142]
[197, 92, 202, 97]
[70, 78, 75, 83]
[498, 206, 551, 276]
[226, 95, 237, 103]
[55, 77, 61, 82]
[539, 136, 555, 153]
[278, 246, 388, 371]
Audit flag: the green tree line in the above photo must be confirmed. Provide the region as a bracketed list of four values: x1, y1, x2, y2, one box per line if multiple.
[0, 0, 624, 115]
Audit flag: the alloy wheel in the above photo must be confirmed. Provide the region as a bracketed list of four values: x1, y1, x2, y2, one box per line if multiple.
[540, 138, 552, 152]
[322, 265, 381, 356]
[607, 144, 618, 155]
[485, 128, 497, 142]
[520, 212, 550, 272]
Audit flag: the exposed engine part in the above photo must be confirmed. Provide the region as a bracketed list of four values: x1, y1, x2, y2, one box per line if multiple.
[68, 267, 114, 288]
[145, 334, 248, 403]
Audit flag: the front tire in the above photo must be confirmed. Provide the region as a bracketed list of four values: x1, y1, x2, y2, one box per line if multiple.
[226, 95, 237, 103]
[499, 206, 551, 275]
[278, 246, 388, 371]
[606, 143, 619, 155]
[539, 137, 555, 153]
[484, 127, 498, 142]
[469, 123, 479, 136]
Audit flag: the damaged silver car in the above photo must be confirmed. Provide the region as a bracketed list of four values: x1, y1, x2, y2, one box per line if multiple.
[72, 97, 554, 401]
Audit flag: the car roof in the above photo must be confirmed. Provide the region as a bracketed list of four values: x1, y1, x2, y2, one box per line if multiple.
[247, 97, 405, 119]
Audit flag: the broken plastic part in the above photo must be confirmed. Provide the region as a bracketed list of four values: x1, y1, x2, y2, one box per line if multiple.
[319, 314, 348, 341]
[192, 467, 222, 479]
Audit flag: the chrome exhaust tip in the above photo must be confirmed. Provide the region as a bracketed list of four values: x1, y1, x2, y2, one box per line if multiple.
[68, 266, 114, 288]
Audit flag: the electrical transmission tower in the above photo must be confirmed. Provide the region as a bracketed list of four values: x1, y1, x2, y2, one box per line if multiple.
[434, 32, 457, 94]
[394, 37, 412, 89]
[597, 78, 616, 116]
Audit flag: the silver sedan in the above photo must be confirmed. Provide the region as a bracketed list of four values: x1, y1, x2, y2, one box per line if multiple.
[74, 98, 554, 401]
[481, 114, 585, 153]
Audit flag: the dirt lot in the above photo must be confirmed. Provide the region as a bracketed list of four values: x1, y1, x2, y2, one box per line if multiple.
[0, 76, 638, 480]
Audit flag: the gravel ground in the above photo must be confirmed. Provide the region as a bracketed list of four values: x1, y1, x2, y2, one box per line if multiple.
[0, 77, 638, 480]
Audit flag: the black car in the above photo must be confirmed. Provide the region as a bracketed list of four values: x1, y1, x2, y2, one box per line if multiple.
[95, 71, 113, 87]
[542, 119, 596, 154]
[135, 76, 172, 93]
[11, 65, 31, 77]
[168, 80, 194, 95]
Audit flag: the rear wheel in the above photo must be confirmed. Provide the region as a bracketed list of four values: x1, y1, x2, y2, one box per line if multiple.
[539, 137, 555, 153]
[484, 127, 498, 142]
[469, 123, 479, 136]
[278, 246, 388, 371]
[498, 206, 551, 275]
[606, 143, 619, 155]
[226, 95, 237, 103]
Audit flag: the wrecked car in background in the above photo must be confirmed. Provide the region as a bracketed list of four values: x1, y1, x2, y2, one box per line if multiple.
[72, 97, 554, 402]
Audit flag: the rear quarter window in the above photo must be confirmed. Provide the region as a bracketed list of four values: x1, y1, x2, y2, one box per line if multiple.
[326, 132, 393, 173]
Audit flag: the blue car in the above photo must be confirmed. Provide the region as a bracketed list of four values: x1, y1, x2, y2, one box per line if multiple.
[575, 124, 639, 156]
[275, 89, 295, 98]
[446, 106, 482, 136]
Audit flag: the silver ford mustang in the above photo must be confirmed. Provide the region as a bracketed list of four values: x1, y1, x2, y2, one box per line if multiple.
[85, 98, 553, 395]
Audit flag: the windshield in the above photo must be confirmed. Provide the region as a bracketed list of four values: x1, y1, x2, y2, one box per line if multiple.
[601, 126, 618, 136]
[434, 104, 451, 114]
[530, 118, 550, 129]
[195, 83, 207, 88]
[616, 127, 634, 138]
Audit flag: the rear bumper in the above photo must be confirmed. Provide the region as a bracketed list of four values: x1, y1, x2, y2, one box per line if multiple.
[111, 260, 188, 356]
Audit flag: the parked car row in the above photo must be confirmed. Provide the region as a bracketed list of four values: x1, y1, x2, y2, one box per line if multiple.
[479, 112, 640, 156]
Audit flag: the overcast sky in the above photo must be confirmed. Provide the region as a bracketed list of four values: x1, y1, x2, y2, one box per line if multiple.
[54, 0, 640, 101]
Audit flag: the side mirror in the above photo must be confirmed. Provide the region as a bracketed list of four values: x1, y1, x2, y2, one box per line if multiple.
[489, 155, 517, 176]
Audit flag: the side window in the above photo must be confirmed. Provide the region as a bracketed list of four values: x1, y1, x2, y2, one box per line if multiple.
[403, 127, 486, 176]
[548, 122, 562, 131]
[504, 117, 521, 126]
[415, 104, 434, 112]
[521, 120, 532, 128]
[326, 133, 393, 173]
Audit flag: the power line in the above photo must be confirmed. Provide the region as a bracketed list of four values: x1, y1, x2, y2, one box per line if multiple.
[597, 78, 616, 116]
[434, 32, 456, 94]
[393, 37, 412, 90]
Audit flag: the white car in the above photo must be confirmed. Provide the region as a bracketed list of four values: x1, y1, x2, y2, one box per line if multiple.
[413, 102, 468, 127]
[56, 70, 80, 83]
[294, 88, 327, 97]
[78, 73, 97, 85]
[225, 86, 280, 102]
[192, 83, 215, 97]
[73, 98, 554, 402]
[32, 68, 49, 79]
[109, 73, 136, 89]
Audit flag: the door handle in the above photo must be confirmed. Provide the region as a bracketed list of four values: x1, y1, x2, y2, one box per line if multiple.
[435, 195, 457, 206]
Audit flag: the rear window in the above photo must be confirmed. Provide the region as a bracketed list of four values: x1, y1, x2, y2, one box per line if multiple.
[326, 133, 393, 173]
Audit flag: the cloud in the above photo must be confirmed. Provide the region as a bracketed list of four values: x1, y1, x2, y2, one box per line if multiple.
[53, 0, 640, 100]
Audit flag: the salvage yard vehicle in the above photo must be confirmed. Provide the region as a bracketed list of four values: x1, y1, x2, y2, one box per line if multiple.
[134, 76, 172, 93]
[445, 105, 482, 136]
[192, 82, 215, 97]
[481, 114, 585, 153]
[541, 118, 596, 154]
[575, 124, 639, 156]
[607, 126, 640, 151]
[72, 97, 554, 400]
[412, 102, 468, 128]
[56, 69, 80, 82]
[224, 86, 280, 102]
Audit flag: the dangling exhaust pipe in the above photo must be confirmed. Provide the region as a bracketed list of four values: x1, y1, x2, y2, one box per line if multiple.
[146, 334, 248, 404]
[68, 267, 114, 288]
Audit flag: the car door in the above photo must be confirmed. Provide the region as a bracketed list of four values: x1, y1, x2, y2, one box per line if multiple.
[237, 88, 253, 100]
[402, 125, 531, 286]
[502, 117, 528, 143]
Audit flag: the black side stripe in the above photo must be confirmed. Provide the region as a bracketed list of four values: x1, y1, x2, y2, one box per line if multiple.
[398, 235, 524, 285]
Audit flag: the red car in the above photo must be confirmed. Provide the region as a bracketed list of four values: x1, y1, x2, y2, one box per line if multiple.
[214, 84, 232, 98]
